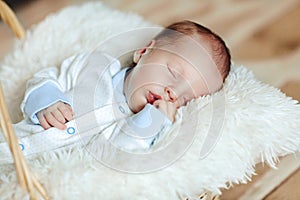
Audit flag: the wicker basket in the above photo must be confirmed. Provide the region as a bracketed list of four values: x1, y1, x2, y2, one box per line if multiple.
[0, 1, 49, 199]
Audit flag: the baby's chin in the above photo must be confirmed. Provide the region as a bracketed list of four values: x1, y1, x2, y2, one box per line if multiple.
[128, 99, 148, 113]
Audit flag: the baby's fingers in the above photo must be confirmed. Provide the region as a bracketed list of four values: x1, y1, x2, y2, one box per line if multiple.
[153, 100, 177, 122]
[37, 112, 51, 130]
[44, 112, 66, 130]
[153, 100, 165, 110]
[58, 104, 74, 122]
[52, 109, 66, 124]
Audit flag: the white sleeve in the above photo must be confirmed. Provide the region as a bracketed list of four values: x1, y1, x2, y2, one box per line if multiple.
[22, 53, 89, 102]
[21, 52, 118, 123]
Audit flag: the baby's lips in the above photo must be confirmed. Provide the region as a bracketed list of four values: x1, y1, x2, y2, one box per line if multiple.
[147, 91, 162, 105]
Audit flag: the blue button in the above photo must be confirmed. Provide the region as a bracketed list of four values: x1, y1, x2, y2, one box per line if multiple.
[67, 127, 76, 135]
[119, 105, 125, 113]
[19, 144, 25, 151]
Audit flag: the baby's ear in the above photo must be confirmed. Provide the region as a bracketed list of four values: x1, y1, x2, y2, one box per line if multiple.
[133, 40, 156, 63]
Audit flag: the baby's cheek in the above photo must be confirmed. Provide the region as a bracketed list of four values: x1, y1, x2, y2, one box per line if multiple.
[129, 92, 147, 113]
[136, 68, 171, 88]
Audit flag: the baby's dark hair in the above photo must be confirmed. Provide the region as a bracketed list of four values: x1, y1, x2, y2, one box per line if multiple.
[154, 20, 231, 81]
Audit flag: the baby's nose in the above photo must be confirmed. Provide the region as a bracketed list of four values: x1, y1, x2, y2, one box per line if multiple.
[164, 87, 182, 108]
[164, 87, 177, 103]
[165, 83, 193, 107]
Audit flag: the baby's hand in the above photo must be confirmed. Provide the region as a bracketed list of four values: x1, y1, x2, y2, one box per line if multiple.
[153, 100, 177, 122]
[37, 101, 74, 130]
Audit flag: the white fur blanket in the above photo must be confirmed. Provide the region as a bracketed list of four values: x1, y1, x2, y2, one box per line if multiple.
[0, 2, 300, 199]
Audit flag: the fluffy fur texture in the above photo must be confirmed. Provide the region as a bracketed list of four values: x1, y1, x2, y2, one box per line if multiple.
[0, 2, 300, 199]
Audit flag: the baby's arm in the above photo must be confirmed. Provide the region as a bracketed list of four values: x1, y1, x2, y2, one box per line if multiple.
[22, 52, 119, 129]
[21, 53, 89, 127]
[109, 103, 173, 150]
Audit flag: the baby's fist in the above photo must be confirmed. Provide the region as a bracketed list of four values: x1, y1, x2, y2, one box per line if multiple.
[37, 101, 74, 130]
[153, 100, 177, 122]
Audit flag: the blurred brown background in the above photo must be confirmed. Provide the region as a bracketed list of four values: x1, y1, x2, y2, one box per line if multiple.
[1, 0, 300, 199]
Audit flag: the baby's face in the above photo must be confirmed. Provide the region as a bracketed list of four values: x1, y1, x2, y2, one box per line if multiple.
[124, 39, 222, 113]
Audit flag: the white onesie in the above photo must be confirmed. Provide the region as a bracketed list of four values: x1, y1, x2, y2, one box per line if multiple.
[0, 52, 171, 163]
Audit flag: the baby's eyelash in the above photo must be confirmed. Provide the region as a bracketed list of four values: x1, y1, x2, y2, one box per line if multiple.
[167, 66, 177, 79]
